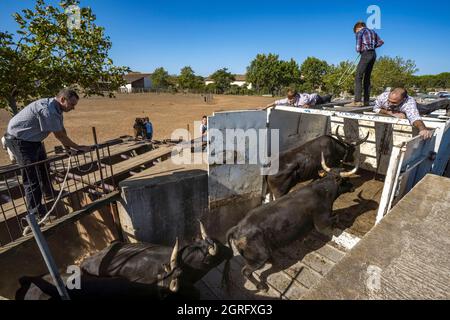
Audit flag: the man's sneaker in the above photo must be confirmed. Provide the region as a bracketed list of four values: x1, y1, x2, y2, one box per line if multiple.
[344, 101, 365, 107]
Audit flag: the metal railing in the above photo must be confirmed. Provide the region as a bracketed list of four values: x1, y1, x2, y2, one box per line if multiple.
[0, 143, 116, 247]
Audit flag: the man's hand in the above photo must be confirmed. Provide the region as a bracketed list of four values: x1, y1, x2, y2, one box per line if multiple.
[419, 129, 432, 140]
[302, 104, 311, 109]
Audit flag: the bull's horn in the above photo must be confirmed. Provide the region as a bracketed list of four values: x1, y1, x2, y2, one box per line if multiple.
[352, 131, 370, 147]
[335, 126, 346, 143]
[199, 220, 209, 240]
[321, 152, 331, 173]
[209, 243, 218, 256]
[340, 165, 359, 178]
[169, 279, 179, 293]
[170, 238, 179, 271]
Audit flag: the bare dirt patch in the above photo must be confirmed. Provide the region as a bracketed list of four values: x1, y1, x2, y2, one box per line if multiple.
[0, 93, 274, 165]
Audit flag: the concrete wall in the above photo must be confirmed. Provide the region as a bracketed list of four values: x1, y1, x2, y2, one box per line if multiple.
[0, 192, 118, 299]
[118, 162, 209, 246]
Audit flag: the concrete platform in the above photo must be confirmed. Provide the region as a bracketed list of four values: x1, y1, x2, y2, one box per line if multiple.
[118, 158, 208, 245]
[304, 174, 450, 300]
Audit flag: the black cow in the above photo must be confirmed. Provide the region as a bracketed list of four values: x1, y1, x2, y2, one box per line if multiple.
[15, 273, 182, 300]
[81, 222, 233, 295]
[226, 154, 358, 291]
[265, 127, 368, 199]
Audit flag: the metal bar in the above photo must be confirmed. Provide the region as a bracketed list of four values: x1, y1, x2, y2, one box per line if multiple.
[92, 128, 106, 193]
[4, 175, 23, 231]
[106, 144, 116, 190]
[0, 154, 69, 176]
[110, 201, 124, 242]
[0, 203, 14, 243]
[25, 214, 70, 300]
[35, 166, 51, 223]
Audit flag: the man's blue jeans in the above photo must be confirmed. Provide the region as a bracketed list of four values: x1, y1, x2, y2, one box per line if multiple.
[4, 138, 50, 216]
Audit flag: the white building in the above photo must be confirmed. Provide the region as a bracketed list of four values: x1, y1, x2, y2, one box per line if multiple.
[120, 72, 152, 93]
[205, 74, 252, 90]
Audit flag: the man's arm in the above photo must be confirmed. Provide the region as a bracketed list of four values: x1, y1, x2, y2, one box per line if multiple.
[413, 120, 433, 140]
[375, 33, 384, 48]
[356, 31, 363, 53]
[54, 130, 91, 152]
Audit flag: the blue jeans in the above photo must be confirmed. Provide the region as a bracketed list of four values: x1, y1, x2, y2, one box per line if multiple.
[4, 138, 50, 216]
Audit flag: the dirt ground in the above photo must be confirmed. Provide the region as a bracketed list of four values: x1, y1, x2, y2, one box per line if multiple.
[0, 93, 274, 166]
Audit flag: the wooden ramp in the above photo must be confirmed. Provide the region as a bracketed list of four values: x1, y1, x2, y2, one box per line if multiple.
[304, 174, 450, 300]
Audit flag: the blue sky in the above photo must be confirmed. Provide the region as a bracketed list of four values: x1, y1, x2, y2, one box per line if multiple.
[1, 0, 449, 76]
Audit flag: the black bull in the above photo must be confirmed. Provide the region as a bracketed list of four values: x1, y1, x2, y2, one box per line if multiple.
[226, 155, 358, 291]
[15, 273, 181, 300]
[265, 128, 369, 199]
[80, 222, 233, 295]
[16, 223, 232, 300]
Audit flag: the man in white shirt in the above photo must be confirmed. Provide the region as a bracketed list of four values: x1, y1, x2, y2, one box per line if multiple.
[374, 88, 432, 140]
[265, 89, 332, 109]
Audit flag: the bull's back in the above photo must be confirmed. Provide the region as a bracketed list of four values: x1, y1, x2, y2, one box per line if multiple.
[81, 243, 170, 283]
[237, 188, 320, 249]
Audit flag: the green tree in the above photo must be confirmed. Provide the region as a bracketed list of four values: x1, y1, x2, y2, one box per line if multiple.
[280, 59, 302, 92]
[177, 66, 204, 91]
[150, 67, 170, 89]
[209, 68, 235, 94]
[299, 57, 329, 92]
[0, 0, 129, 115]
[246, 54, 301, 95]
[323, 61, 355, 96]
[411, 72, 450, 91]
[371, 56, 418, 94]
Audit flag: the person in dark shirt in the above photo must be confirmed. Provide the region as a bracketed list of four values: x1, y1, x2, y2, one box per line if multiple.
[345, 21, 384, 107]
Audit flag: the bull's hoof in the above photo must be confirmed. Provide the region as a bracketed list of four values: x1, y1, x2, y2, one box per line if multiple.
[256, 282, 269, 292]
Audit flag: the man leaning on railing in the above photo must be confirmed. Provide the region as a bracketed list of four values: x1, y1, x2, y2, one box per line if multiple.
[2, 88, 91, 220]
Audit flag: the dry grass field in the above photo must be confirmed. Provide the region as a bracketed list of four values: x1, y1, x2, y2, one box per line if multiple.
[0, 93, 275, 166]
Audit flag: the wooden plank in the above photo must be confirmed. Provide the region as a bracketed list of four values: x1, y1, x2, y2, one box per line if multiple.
[0, 191, 120, 256]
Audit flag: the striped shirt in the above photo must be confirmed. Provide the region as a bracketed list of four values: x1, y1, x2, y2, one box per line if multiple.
[7, 98, 64, 142]
[356, 28, 384, 53]
[275, 93, 319, 107]
[373, 92, 422, 125]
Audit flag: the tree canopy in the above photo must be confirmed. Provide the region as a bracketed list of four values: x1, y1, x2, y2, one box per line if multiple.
[0, 0, 129, 115]
[209, 68, 235, 94]
[177, 66, 204, 91]
[246, 54, 301, 95]
[150, 67, 171, 89]
[299, 57, 329, 92]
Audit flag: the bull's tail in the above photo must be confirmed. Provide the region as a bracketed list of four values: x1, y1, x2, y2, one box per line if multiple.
[221, 226, 238, 292]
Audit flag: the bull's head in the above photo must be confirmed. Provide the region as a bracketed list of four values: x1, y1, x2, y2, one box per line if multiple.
[321, 152, 358, 195]
[159, 239, 182, 293]
[175, 222, 233, 285]
[334, 126, 369, 164]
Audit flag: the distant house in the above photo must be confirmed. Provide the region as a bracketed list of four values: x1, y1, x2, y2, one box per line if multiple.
[205, 74, 252, 90]
[120, 72, 152, 93]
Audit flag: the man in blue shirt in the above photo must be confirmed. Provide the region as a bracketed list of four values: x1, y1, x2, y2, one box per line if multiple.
[345, 21, 384, 107]
[144, 117, 153, 141]
[4, 88, 91, 217]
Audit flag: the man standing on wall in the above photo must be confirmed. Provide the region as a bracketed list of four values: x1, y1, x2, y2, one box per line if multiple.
[345, 21, 384, 107]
